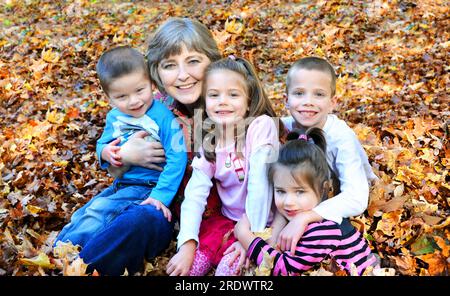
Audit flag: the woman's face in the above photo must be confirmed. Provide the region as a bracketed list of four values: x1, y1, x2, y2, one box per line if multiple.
[157, 44, 211, 106]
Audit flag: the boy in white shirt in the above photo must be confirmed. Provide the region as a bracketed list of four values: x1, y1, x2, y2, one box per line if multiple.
[277, 56, 377, 253]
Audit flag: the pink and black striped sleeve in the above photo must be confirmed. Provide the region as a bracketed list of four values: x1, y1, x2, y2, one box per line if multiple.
[247, 220, 342, 276]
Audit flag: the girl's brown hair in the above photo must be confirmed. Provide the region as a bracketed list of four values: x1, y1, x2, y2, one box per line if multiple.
[200, 57, 282, 162]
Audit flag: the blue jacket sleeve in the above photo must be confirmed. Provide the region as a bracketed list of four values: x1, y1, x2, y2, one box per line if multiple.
[96, 111, 116, 170]
[149, 106, 187, 206]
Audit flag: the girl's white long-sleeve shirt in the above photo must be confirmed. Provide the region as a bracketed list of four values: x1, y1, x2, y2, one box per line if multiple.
[281, 114, 377, 223]
[177, 115, 279, 249]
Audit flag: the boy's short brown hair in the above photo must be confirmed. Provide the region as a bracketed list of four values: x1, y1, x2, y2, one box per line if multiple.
[96, 46, 150, 95]
[286, 57, 337, 96]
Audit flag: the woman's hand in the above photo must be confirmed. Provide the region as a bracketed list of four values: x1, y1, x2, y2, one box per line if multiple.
[277, 210, 322, 255]
[140, 197, 172, 222]
[120, 131, 166, 171]
[166, 240, 196, 276]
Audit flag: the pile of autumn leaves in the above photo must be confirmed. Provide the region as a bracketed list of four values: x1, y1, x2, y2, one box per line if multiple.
[0, 0, 448, 276]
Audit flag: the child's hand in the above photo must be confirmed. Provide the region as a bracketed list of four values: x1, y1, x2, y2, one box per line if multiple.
[277, 210, 322, 255]
[166, 240, 196, 276]
[140, 197, 172, 222]
[223, 241, 250, 271]
[101, 138, 123, 167]
[277, 216, 308, 255]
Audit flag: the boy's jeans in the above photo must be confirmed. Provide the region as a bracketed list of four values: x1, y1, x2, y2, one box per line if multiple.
[55, 179, 156, 248]
[80, 203, 173, 275]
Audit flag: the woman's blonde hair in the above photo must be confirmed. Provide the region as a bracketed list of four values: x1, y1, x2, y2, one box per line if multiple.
[146, 17, 222, 93]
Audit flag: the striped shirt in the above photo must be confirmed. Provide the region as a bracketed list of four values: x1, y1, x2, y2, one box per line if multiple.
[247, 219, 377, 276]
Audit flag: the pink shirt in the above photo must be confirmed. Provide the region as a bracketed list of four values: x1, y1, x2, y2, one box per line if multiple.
[192, 115, 279, 222]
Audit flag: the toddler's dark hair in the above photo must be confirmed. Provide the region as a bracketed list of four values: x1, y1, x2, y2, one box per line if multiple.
[96, 46, 149, 94]
[269, 127, 340, 201]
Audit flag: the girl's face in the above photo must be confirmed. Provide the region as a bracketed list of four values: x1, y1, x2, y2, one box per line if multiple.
[158, 44, 211, 106]
[273, 165, 320, 221]
[286, 69, 336, 129]
[107, 71, 153, 118]
[204, 69, 249, 126]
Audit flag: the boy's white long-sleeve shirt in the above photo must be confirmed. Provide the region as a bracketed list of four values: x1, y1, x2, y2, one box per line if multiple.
[282, 114, 377, 223]
[177, 115, 279, 249]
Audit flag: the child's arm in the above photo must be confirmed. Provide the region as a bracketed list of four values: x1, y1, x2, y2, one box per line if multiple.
[313, 126, 373, 223]
[176, 167, 213, 249]
[266, 211, 287, 247]
[235, 214, 338, 276]
[166, 239, 197, 276]
[277, 210, 322, 254]
[144, 110, 188, 207]
[245, 116, 279, 232]
[96, 111, 128, 178]
[168, 161, 214, 275]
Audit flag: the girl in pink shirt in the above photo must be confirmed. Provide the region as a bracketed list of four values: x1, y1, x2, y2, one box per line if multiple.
[168, 56, 282, 276]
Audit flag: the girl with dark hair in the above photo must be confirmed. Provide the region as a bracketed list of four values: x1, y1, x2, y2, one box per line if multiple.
[234, 128, 377, 276]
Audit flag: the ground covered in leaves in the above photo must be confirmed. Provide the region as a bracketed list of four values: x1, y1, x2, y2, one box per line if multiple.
[0, 0, 448, 276]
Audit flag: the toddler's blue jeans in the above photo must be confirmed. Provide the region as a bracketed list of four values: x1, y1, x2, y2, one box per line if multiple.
[55, 179, 157, 248]
[80, 202, 173, 275]
[55, 179, 173, 275]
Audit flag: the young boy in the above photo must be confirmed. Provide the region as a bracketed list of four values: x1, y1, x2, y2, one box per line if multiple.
[276, 56, 378, 253]
[55, 46, 187, 248]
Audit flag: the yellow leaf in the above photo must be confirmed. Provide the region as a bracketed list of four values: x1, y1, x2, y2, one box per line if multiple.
[54, 160, 68, 167]
[254, 228, 272, 241]
[20, 253, 55, 269]
[97, 100, 109, 107]
[42, 48, 60, 63]
[23, 82, 33, 91]
[10, 143, 17, 152]
[315, 47, 325, 56]
[26, 205, 44, 215]
[46, 109, 65, 124]
[225, 18, 244, 34]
